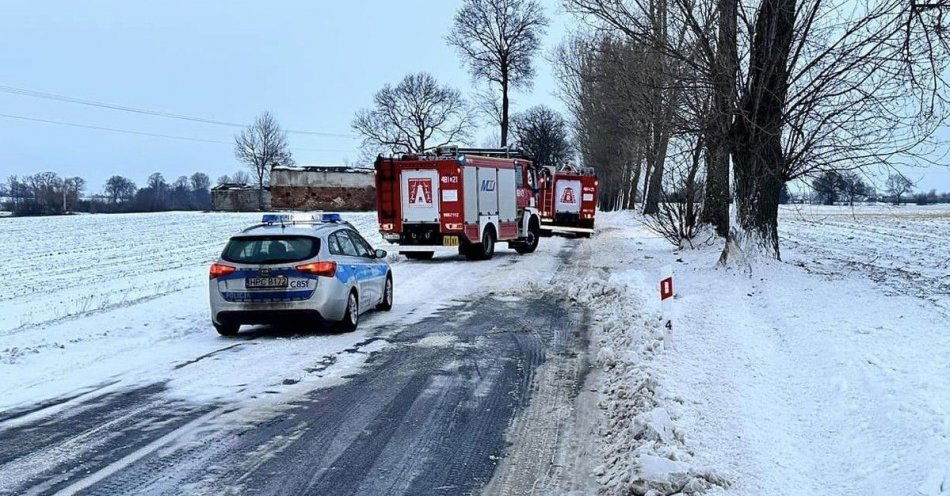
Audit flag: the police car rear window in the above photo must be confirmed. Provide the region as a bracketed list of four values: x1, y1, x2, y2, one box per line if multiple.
[222, 236, 320, 264]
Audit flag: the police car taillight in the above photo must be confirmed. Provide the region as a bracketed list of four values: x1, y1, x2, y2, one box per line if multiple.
[296, 261, 337, 277]
[209, 263, 236, 279]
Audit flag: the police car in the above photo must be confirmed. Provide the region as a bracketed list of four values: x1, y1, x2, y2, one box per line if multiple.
[209, 213, 393, 335]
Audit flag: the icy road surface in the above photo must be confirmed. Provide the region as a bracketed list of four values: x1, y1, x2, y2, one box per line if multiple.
[0, 212, 593, 495]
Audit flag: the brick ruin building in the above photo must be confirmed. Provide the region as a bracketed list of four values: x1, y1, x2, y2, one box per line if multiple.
[211, 183, 271, 211]
[270, 165, 375, 211]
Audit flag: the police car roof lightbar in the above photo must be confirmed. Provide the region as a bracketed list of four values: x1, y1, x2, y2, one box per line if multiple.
[260, 213, 345, 225]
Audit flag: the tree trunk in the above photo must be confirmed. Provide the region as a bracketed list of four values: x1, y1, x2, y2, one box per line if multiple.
[501, 74, 510, 147]
[628, 155, 642, 210]
[643, 118, 671, 215]
[729, 0, 796, 260]
[641, 157, 652, 206]
[258, 172, 265, 211]
[700, 0, 738, 238]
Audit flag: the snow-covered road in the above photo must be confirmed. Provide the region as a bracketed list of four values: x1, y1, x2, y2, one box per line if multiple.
[0, 211, 595, 495]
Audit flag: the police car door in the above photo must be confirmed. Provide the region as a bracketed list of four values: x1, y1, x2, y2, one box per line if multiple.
[342, 230, 383, 308]
[331, 230, 372, 311]
[346, 229, 386, 306]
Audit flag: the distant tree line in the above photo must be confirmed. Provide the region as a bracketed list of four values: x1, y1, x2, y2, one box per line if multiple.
[1, 171, 214, 216]
[808, 172, 950, 206]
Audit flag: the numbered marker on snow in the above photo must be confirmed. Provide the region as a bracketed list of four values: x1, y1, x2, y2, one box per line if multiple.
[659, 265, 673, 330]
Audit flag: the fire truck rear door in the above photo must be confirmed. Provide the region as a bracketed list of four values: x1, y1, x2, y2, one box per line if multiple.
[401, 169, 441, 223]
[555, 179, 582, 214]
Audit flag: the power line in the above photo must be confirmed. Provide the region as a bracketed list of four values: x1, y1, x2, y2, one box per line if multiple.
[0, 84, 355, 138]
[0, 112, 355, 153]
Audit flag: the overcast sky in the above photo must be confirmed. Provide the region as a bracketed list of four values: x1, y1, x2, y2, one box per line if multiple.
[0, 0, 947, 193]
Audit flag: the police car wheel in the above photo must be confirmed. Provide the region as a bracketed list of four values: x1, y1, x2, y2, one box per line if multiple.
[340, 291, 359, 332]
[214, 323, 239, 336]
[377, 275, 393, 311]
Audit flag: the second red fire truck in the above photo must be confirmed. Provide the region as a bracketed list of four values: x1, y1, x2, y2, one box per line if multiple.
[537, 165, 598, 237]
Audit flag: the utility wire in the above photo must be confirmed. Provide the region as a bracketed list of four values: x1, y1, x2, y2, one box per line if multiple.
[0, 112, 354, 153]
[0, 84, 354, 138]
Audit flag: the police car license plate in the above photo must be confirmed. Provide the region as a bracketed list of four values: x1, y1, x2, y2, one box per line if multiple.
[443, 236, 459, 247]
[245, 276, 288, 289]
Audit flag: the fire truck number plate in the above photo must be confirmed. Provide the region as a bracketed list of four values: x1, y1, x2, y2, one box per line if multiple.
[443, 236, 459, 247]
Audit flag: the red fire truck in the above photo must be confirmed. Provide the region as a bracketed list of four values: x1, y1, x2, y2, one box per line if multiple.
[537, 166, 598, 237]
[374, 147, 542, 261]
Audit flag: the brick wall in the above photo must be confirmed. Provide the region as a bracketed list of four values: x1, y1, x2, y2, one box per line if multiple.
[211, 188, 271, 211]
[270, 185, 375, 211]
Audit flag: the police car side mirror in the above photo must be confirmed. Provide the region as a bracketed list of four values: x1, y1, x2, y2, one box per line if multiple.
[375, 249, 387, 259]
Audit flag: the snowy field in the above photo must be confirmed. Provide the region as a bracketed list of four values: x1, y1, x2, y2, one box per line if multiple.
[577, 204, 950, 496]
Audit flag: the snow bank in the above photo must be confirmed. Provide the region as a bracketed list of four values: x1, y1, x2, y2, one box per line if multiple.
[561, 237, 728, 495]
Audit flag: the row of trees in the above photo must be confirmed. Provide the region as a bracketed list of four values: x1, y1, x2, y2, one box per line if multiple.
[556, 0, 948, 259]
[1, 172, 214, 215]
[2, 173, 85, 216]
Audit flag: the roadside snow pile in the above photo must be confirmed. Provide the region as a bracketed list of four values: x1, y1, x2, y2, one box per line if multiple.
[564, 257, 727, 495]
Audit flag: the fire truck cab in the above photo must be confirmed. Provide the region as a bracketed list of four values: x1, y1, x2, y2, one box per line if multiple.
[537, 166, 598, 237]
[375, 147, 542, 261]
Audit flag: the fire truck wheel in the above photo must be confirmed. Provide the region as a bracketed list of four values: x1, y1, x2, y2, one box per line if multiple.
[515, 219, 541, 254]
[477, 227, 496, 260]
[404, 251, 434, 260]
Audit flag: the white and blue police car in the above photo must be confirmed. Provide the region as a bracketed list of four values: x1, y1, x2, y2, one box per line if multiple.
[208, 213, 392, 335]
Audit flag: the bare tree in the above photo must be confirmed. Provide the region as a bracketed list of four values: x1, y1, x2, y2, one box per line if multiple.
[63, 177, 85, 212]
[190, 172, 212, 210]
[812, 171, 844, 205]
[642, 133, 707, 248]
[839, 172, 869, 206]
[352, 72, 473, 155]
[885, 173, 915, 204]
[235, 112, 293, 210]
[190, 172, 210, 192]
[231, 170, 251, 185]
[447, 0, 549, 146]
[511, 105, 573, 167]
[104, 175, 136, 204]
